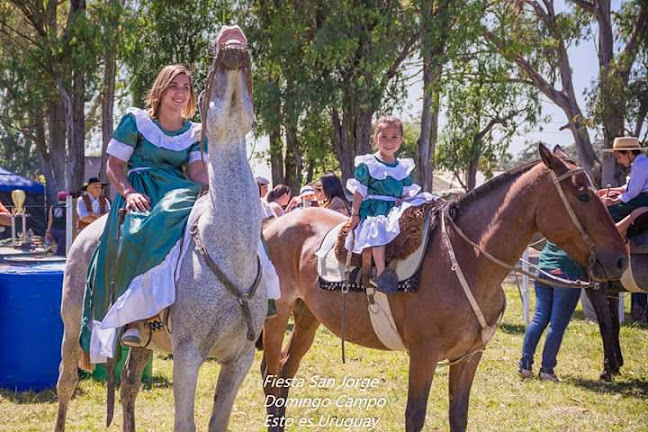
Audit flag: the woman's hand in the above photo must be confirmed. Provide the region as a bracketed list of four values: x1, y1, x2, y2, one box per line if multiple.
[125, 192, 151, 212]
[349, 214, 360, 230]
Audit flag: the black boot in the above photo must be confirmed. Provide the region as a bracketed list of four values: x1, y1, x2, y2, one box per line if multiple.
[376, 269, 399, 294]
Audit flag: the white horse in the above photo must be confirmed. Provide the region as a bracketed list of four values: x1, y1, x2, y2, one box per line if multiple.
[54, 26, 266, 432]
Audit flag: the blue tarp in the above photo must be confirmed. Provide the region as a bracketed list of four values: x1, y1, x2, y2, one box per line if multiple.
[0, 168, 44, 194]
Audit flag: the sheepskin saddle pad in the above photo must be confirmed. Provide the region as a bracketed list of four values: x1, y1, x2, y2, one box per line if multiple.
[315, 201, 441, 293]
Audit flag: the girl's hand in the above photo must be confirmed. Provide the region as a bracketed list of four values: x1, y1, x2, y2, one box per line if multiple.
[349, 214, 360, 230]
[125, 192, 151, 212]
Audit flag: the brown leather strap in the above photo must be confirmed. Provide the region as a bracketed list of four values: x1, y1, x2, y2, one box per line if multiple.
[189, 219, 262, 341]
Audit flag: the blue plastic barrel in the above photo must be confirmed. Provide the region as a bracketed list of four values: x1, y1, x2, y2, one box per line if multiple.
[0, 262, 65, 391]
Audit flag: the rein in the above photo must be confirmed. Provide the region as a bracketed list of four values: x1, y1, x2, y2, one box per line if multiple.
[189, 216, 263, 341]
[446, 168, 597, 290]
[439, 167, 599, 347]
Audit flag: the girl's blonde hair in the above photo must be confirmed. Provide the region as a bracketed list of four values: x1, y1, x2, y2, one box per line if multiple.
[145, 64, 197, 119]
[374, 115, 403, 136]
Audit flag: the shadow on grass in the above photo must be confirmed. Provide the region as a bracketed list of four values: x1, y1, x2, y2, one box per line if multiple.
[568, 377, 648, 399]
[499, 323, 526, 335]
[0, 387, 58, 404]
[142, 374, 172, 390]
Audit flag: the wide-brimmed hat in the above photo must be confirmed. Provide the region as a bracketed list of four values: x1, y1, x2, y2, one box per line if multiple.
[83, 176, 108, 191]
[603, 137, 643, 153]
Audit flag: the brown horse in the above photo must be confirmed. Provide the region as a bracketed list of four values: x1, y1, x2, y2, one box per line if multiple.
[260, 145, 628, 432]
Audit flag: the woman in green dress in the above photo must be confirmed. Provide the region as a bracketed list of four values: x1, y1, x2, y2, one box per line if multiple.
[81, 64, 209, 363]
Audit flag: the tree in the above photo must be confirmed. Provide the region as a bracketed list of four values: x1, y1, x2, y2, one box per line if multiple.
[437, 47, 541, 190]
[484, 0, 648, 186]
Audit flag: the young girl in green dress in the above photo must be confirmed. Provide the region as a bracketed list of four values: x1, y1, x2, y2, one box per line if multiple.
[346, 116, 433, 293]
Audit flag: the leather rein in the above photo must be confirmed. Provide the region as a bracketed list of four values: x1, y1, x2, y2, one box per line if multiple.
[189, 217, 263, 341]
[440, 167, 598, 346]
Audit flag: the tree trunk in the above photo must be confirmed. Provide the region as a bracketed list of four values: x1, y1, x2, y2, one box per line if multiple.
[48, 101, 67, 193]
[269, 127, 284, 185]
[99, 0, 119, 185]
[31, 108, 57, 204]
[418, 67, 441, 192]
[284, 123, 302, 192]
[331, 108, 354, 183]
[354, 108, 373, 156]
[68, 67, 85, 195]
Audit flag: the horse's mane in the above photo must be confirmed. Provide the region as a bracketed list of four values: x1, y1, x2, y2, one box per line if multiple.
[448, 160, 541, 217]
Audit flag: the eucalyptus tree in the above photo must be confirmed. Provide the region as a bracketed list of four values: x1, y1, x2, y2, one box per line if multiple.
[437, 47, 541, 191]
[484, 0, 648, 185]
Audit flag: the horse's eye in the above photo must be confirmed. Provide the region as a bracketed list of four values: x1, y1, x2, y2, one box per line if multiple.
[578, 194, 590, 203]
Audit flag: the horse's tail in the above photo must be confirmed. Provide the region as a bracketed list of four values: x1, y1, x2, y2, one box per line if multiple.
[106, 357, 116, 427]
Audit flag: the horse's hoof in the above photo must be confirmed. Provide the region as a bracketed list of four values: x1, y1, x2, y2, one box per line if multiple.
[599, 370, 613, 382]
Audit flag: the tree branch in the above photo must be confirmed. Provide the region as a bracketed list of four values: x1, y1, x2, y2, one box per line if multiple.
[569, 0, 596, 14]
[618, 1, 648, 79]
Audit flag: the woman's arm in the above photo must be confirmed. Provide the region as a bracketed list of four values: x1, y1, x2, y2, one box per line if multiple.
[188, 161, 209, 186]
[106, 155, 150, 211]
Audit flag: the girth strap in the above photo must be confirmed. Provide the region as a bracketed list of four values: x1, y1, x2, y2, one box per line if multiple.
[189, 219, 263, 341]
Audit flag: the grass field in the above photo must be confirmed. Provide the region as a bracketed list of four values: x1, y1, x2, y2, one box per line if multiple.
[1, 285, 647, 431]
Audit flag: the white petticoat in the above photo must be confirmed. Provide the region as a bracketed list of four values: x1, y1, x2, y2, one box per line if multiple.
[89, 202, 281, 364]
[345, 193, 436, 254]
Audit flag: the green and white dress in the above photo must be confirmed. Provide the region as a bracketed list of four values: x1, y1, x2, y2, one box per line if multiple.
[345, 153, 434, 254]
[80, 107, 205, 363]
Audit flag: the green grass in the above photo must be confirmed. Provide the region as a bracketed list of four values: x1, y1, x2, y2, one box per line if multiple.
[1, 285, 647, 431]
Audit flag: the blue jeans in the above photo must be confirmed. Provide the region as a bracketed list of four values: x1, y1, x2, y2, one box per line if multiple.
[519, 276, 582, 374]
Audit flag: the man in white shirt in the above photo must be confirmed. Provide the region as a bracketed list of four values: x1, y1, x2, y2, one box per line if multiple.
[599, 137, 648, 222]
[76, 177, 111, 232]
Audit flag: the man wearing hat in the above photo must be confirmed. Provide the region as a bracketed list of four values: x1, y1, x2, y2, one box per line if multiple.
[599, 137, 648, 222]
[76, 176, 111, 232]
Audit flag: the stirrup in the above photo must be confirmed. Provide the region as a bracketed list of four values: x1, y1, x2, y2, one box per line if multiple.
[121, 328, 142, 347]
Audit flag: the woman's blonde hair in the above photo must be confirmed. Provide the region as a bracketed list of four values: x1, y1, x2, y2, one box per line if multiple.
[145, 64, 197, 119]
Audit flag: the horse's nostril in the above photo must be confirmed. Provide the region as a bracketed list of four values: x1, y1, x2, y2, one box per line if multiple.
[617, 256, 627, 272]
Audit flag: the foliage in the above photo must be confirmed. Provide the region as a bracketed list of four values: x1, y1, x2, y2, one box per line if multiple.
[436, 38, 542, 190]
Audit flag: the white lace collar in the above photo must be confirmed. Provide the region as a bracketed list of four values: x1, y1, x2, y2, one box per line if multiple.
[128, 107, 200, 151]
[354, 153, 415, 181]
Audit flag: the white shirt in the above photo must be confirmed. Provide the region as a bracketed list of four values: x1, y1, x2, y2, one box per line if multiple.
[621, 153, 648, 202]
[76, 194, 111, 217]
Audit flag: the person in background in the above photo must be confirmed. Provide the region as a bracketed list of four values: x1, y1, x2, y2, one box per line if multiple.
[518, 241, 584, 382]
[314, 172, 349, 216]
[46, 190, 68, 256]
[287, 185, 318, 211]
[599, 137, 648, 222]
[256, 176, 274, 219]
[266, 184, 291, 217]
[76, 177, 111, 233]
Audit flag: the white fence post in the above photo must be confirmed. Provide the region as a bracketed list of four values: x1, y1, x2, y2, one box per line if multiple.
[522, 248, 530, 324]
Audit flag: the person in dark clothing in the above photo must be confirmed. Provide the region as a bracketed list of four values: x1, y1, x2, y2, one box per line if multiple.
[46, 190, 68, 256]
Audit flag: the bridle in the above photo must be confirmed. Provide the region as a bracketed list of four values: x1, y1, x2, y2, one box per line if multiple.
[440, 166, 599, 347]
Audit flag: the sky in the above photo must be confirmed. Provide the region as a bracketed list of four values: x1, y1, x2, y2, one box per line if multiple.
[395, 25, 601, 157]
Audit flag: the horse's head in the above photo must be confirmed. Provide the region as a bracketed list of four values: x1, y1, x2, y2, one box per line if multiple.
[201, 25, 254, 143]
[536, 144, 627, 281]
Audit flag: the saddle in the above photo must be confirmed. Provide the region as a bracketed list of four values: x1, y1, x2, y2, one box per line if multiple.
[621, 211, 648, 293]
[317, 201, 442, 292]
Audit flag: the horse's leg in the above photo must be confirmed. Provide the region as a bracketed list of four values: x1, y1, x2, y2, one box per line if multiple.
[120, 347, 152, 432]
[54, 274, 84, 432]
[208, 348, 255, 432]
[53, 321, 81, 432]
[405, 345, 439, 432]
[606, 285, 623, 374]
[448, 352, 483, 432]
[172, 345, 205, 432]
[261, 301, 292, 430]
[269, 300, 320, 432]
[585, 286, 620, 380]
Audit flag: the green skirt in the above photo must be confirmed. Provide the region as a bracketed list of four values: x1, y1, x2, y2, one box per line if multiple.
[80, 166, 201, 356]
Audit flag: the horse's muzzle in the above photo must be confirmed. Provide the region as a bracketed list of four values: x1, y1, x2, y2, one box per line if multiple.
[216, 42, 251, 70]
[591, 252, 628, 281]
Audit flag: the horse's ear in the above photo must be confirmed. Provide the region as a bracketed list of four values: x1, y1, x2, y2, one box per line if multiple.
[553, 145, 569, 159]
[539, 143, 555, 168]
